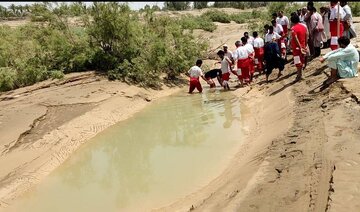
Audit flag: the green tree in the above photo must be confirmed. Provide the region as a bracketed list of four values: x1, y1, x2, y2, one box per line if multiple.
[194, 1, 208, 9]
[164, 2, 190, 11]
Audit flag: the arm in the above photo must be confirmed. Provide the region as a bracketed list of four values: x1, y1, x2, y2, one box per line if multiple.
[225, 57, 234, 71]
[294, 34, 301, 48]
[285, 17, 290, 30]
[186, 68, 192, 77]
[201, 74, 207, 82]
[343, 6, 351, 20]
[324, 47, 353, 61]
[275, 32, 282, 40]
[225, 57, 233, 65]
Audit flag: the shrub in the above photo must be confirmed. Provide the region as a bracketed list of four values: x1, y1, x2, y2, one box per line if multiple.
[201, 10, 231, 23]
[0, 2, 209, 91]
[164, 2, 190, 11]
[84, 2, 208, 86]
[0, 68, 17, 91]
[213, 2, 268, 9]
[178, 15, 217, 32]
[350, 2, 360, 17]
[194, 2, 208, 9]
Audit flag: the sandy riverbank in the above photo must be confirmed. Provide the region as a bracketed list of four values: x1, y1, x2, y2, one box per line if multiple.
[154, 30, 360, 212]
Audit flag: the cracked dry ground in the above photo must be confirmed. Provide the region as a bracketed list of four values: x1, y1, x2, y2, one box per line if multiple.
[235, 59, 360, 212]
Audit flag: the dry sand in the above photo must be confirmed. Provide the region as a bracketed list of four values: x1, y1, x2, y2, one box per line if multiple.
[1, 9, 360, 212]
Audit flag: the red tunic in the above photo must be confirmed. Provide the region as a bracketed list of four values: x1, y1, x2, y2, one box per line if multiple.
[291, 23, 307, 68]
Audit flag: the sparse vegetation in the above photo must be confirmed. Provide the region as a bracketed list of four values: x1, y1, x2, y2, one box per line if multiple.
[164, 2, 191, 11]
[213, 2, 268, 10]
[194, 2, 208, 10]
[3, 1, 354, 92]
[350, 2, 360, 17]
[0, 2, 209, 91]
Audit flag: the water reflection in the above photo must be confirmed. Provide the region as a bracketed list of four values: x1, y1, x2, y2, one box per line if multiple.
[8, 89, 245, 212]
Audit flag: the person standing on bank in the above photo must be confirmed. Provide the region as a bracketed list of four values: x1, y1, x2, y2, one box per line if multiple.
[217, 50, 233, 90]
[340, 1, 357, 39]
[307, 6, 325, 58]
[290, 14, 308, 81]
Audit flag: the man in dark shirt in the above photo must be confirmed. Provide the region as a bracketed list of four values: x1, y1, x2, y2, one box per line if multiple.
[264, 38, 286, 82]
[204, 69, 222, 88]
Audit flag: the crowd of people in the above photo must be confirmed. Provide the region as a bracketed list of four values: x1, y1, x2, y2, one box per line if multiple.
[187, 1, 358, 94]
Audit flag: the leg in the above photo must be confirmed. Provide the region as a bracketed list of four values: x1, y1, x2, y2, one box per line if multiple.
[189, 82, 196, 94]
[265, 67, 273, 82]
[295, 65, 303, 81]
[216, 76, 222, 86]
[196, 81, 203, 93]
[314, 47, 321, 58]
[209, 79, 216, 88]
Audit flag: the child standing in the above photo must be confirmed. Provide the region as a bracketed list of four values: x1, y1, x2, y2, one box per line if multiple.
[187, 59, 208, 94]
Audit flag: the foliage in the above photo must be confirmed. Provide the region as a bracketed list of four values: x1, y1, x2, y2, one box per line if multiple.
[178, 15, 217, 32]
[350, 2, 360, 17]
[139, 4, 161, 12]
[0, 5, 93, 91]
[201, 10, 231, 23]
[84, 2, 208, 87]
[0, 2, 209, 91]
[164, 2, 191, 11]
[213, 2, 268, 9]
[0, 4, 30, 19]
[194, 2, 208, 9]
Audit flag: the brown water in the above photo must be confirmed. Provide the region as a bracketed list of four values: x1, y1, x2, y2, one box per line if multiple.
[6, 89, 248, 212]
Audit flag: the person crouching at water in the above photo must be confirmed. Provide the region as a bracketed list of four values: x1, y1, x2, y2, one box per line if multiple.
[204, 69, 222, 88]
[216, 50, 233, 90]
[319, 36, 359, 85]
[187, 59, 208, 94]
[264, 37, 286, 82]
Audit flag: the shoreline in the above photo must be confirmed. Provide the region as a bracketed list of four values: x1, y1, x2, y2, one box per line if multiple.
[154, 71, 295, 211]
[0, 73, 184, 209]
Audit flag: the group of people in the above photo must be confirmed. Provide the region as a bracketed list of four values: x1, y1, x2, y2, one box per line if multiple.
[188, 1, 359, 94]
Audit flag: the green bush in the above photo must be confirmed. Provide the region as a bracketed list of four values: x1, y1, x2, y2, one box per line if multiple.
[49, 70, 65, 79]
[0, 2, 209, 91]
[85, 2, 208, 86]
[230, 12, 251, 24]
[213, 2, 268, 9]
[178, 15, 217, 32]
[194, 2, 208, 9]
[164, 2, 190, 11]
[350, 2, 360, 17]
[201, 10, 231, 23]
[0, 68, 17, 91]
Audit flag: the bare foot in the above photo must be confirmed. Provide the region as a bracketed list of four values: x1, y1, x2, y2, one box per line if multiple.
[323, 77, 338, 85]
[295, 75, 303, 82]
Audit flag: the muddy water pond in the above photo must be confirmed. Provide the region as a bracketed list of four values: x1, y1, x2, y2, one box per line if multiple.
[7, 89, 249, 212]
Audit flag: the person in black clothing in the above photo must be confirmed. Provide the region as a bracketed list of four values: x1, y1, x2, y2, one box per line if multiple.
[204, 69, 222, 88]
[264, 38, 286, 82]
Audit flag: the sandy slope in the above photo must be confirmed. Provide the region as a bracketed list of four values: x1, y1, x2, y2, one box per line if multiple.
[155, 19, 360, 212]
[1, 8, 360, 212]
